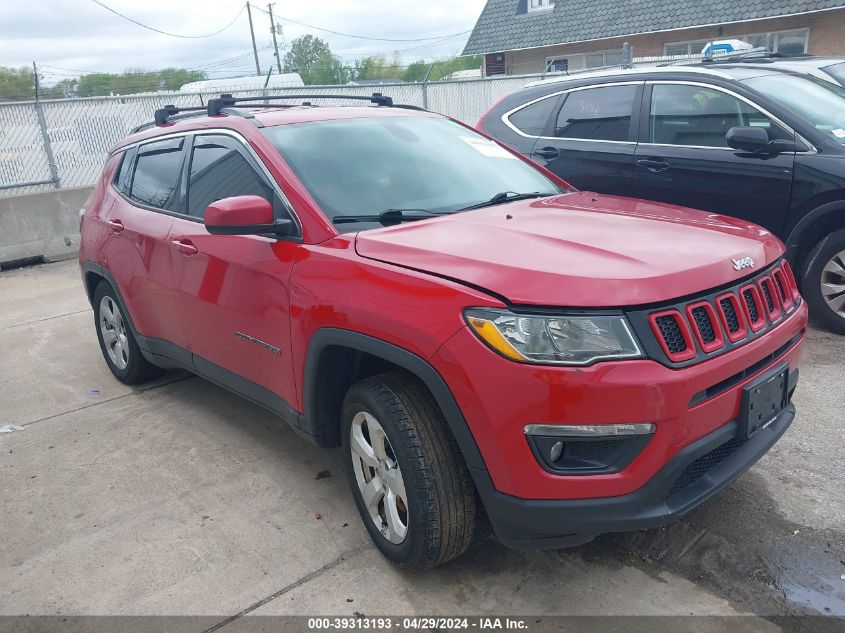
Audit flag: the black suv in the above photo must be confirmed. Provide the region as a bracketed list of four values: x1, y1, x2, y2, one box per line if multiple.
[478, 56, 845, 333]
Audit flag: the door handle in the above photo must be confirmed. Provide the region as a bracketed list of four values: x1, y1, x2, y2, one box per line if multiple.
[105, 219, 124, 233]
[171, 239, 198, 256]
[636, 158, 671, 173]
[533, 147, 560, 160]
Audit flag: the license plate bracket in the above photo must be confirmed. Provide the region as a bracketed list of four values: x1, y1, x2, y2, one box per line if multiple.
[739, 363, 789, 440]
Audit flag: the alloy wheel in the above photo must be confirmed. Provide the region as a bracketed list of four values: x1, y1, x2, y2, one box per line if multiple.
[821, 249, 845, 317]
[99, 295, 129, 370]
[349, 411, 408, 544]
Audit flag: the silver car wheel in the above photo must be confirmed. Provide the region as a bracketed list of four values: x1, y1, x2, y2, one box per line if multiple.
[99, 295, 129, 371]
[821, 249, 845, 317]
[350, 411, 408, 544]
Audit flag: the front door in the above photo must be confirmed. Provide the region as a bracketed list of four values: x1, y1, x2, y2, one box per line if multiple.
[529, 82, 642, 196]
[167, 133, 300, 408]
[634, 82, 795, 233]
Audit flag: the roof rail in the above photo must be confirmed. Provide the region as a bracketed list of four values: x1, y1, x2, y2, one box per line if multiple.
[699, 50, 806, 65]
[206, 92, 394, 115]
[131, 92, 423, 133]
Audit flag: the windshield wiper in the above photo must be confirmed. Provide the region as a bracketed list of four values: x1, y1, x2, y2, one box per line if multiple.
[455, 191, 556, 212]
[332, 208, 451, 226]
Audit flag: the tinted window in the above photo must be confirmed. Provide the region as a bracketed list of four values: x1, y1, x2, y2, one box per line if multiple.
[554, 85, 636, 141]
[187, 137, 274, 218]
[113, 146, 136, 193]
[650, 84, 789, 147]
[508, 96, 557, 136]
[129, 138, 184, 210]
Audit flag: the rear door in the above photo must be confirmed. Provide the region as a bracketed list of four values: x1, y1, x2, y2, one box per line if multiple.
[167, 132, 301, 408]
[528, 82, 642, 195]
[101, 137, 185, 346]
[633, 81, 795, 231]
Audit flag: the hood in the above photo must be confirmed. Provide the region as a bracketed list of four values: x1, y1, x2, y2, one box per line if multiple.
[354, 192, 784, 307]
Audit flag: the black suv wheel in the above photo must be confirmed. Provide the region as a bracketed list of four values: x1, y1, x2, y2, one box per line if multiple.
[802, 228, 845, 335]
[341, 372, 477, 568]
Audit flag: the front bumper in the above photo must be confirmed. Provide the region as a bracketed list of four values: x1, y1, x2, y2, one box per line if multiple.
[474, 402, 795, 550]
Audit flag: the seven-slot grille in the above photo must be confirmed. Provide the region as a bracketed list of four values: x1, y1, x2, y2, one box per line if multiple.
[646, 260, 801, 364]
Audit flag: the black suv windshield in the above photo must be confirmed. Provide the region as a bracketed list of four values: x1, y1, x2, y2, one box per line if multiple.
[261, 116, 561, 229]
[742, 72, 845, 145]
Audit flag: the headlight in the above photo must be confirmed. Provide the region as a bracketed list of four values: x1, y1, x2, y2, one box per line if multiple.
[464, 308, 643, 366]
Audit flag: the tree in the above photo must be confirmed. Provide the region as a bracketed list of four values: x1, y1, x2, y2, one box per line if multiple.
[0, 66, 35, 101]
[283, 35, 347, 85]
[47, 78, 78, 99]
[351, 54, 404, 82]
[402, 55, 484, 82]
[74, 69, 207, 97]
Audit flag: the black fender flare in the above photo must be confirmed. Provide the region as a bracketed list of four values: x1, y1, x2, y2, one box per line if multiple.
[302, 327, 488, 473]
[785, 200, 845, 266]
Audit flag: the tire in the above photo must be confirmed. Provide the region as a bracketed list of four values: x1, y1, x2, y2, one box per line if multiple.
[800, 228, 845, 335]
[341, 371, 477, 568]
[92, 281, 163, 384]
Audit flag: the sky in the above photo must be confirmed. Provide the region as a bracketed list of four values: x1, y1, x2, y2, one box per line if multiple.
[1, 0, 487, 84]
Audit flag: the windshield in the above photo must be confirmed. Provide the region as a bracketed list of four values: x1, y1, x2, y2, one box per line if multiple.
[262, 116, 562, 229]
[743, 73, 845, 144]
[823, 62, 845, 86]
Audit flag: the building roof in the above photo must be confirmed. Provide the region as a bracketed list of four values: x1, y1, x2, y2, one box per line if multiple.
[462, 0, 845, 55]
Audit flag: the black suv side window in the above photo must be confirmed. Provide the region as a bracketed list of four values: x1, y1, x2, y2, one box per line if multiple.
[554, 85, 637, 142]
[649, 84, 790, 148]
[129, 138, 185, 211]
[508, 95, 558, 136]
[186, 135, 279, 219]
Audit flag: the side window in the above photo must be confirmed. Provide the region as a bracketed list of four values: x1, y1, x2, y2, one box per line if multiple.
[187, 136, 275, 219]
[129, 138, 185, 211]
[508, 95, 558, 136]
[649, 84, 790, 148]
[113, 146, 136, 193]
[554, 85, 637, 141]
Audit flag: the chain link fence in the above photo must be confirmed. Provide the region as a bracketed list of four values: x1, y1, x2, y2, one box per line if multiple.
[0, 51, 711, 198]
[0, 73, 553, 197]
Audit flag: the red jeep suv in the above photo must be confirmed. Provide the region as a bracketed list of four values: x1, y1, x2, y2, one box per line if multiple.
[79, 93, 807, 568]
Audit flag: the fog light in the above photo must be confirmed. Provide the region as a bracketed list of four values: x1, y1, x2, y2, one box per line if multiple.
[524, 423, 655, 437]
[525, 423, 656, 475]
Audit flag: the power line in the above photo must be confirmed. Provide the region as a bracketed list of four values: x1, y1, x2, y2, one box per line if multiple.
[251, 6, 471, 42]
[89, 0, 245, 39]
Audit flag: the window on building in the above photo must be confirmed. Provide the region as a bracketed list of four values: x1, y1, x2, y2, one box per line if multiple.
[129, 138, 185, 211]
[508, 95, 559, 136]
[554, 85, 637, 141]
[545, 57, 569, 73]
[664, 41, 713, 57]
[187, 136, 275, 219]
[665, 29, 809, 57]
[528, 0, 554, 12]
[585, 51, 624, 69]
[649, 84, 790, 147]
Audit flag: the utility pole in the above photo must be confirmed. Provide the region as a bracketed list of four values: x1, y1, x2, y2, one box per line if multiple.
[267, 3, 283, 74]
[246, 2, 261, 76]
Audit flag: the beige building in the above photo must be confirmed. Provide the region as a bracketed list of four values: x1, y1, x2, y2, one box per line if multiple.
[462, 1, 845, 76]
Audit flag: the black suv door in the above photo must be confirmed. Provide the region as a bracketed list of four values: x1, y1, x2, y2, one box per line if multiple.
[633, 81, 796, 232]
[525, 82, 642, 196]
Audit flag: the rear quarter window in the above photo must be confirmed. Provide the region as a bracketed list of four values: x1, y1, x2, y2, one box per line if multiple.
[113, 146, 136, 193]
[507, 95, 558, 136]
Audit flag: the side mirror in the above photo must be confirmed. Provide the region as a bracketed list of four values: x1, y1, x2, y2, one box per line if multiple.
[726, 126, 798, 154]
[204, 195, 292, 236]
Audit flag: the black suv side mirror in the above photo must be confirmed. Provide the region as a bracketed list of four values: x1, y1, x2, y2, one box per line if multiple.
[726, 126, 799, 154]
